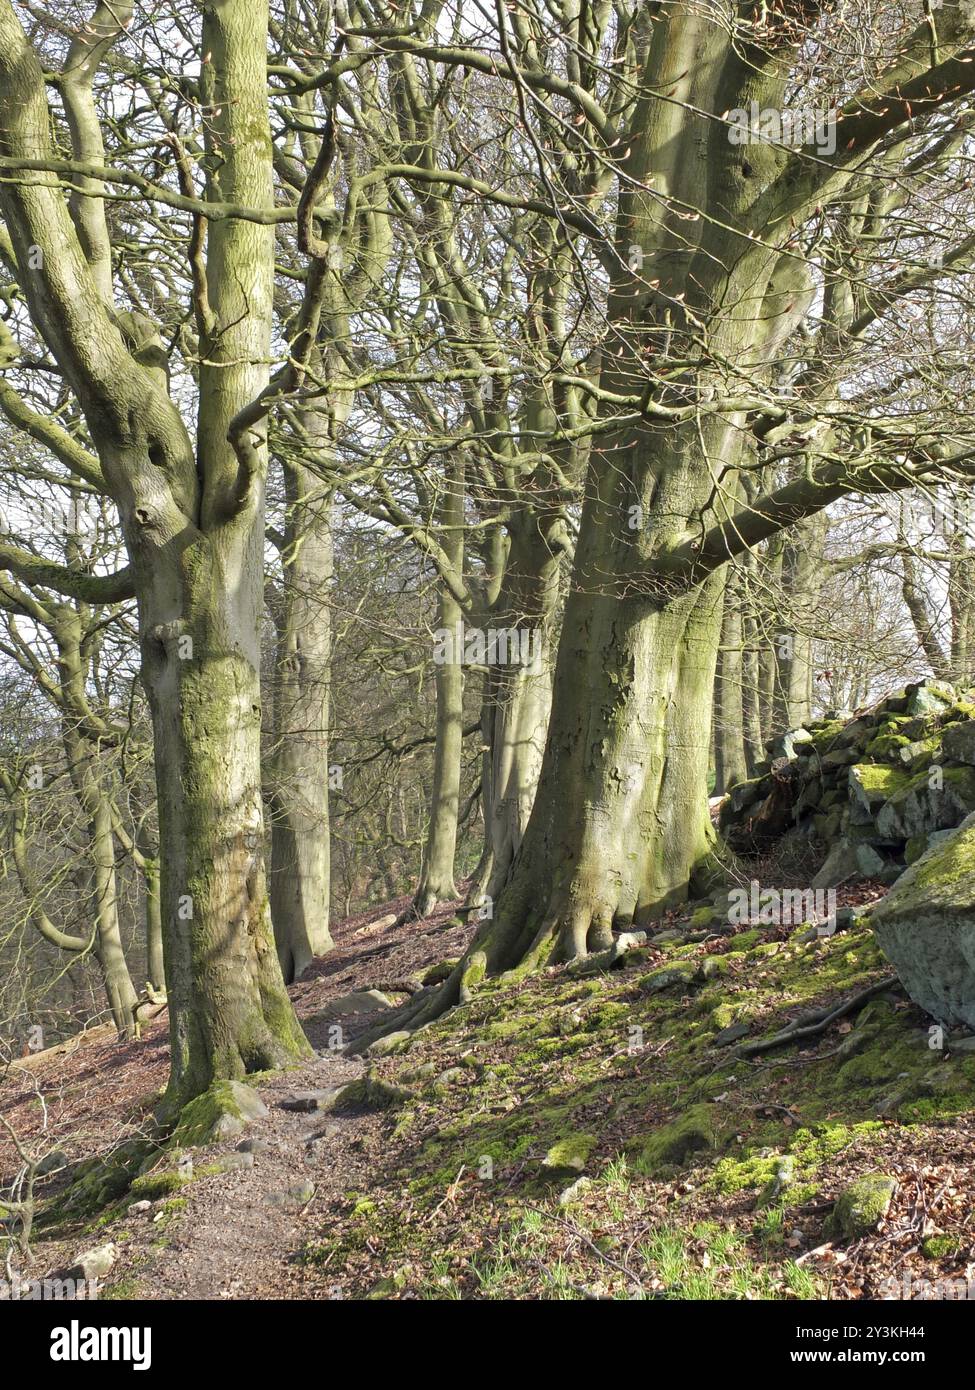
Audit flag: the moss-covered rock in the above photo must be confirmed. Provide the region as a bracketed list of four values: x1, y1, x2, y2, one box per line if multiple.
[632, 1103, 725, 1175]
[542, 1133, 596, 1175]
[827, 1173, 896, 1240]
[171, 1081, 269, 1149]
[870, 811, 975, 1028]
[636, 961, 700, 994]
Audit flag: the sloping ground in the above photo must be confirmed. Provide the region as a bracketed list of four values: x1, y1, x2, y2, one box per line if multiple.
[4, 881, 975, 1301]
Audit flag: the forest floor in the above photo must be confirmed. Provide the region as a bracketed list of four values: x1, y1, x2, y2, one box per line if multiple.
[3, 871, 975, 1301]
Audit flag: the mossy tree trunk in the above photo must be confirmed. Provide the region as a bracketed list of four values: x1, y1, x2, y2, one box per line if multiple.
[0, 0, 309, 1109]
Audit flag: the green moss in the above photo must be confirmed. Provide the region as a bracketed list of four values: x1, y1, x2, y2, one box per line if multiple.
[827, 1173, 896, 1240]
[128, 1170, 190, 1201]
[865, 733, 911, 760]
[632, 1104, 725, 1175]
[171, 1080, 263, 1149]
[543, 1133, 596, 1173]
[922, 1234, 962, 1259]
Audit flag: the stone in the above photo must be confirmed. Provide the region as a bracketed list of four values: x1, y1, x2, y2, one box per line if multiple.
[636, 961, 700, 994]
[313, 989, 395, 1022]
[281, 1089, 344, 1113]
[542, 1133, 596, 1174]
[827, 1174, 897, 1240]
[875, 766, 975, 842]
[436, 1067, 467, 1085]
[267, 1179, 315, 1208]
[172, 1080, 269, 1148]
[66, 1242, 117, 1282]
[365, 1030, 412, 1057]
[237, 1137, 271, 1155]
[204, 1152, 255, 1173]
[820, 747, 859, 769]
[36, 1149, 69, 1176]
[870, 811, 975, 1029]
[811, 838, 885, 889]
[714, 1020, 751, 1046]
[943, 719, 975, 764]
[421, 959, 458, 986]
[767, 728, 812, 760]
[558, 1176, 593, 1206]
[127, 1200, 152, 1215]
[565, 931, 646, 977]
[905, 680, 955, 717]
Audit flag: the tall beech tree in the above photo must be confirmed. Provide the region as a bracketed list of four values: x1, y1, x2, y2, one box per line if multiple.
[354, 0, 975, 1039]
[0, 0, 308, 1109]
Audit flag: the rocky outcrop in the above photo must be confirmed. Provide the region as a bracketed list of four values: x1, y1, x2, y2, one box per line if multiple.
[719, 680, 975, 885]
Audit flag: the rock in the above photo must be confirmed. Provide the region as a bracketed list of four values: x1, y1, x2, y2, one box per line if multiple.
[267, 1179, 315, 1209]
[542, 1134, 596, 1175]
[905, 680, 955, 717]
[875, 766, 975, 841]
[636, 961, 700, 994]
[558, 1176, 593, 1206]
[436, 1067, 467, 1085]
[633, 1103, 723, 1175]
[565, 931, 646, 977]
[127, 1200, 152, 1215]
[870, 812, 975, 1028]
[943, 719, 975, 764]
[66, 1242, 117, 1282]
[811, 838, 885, 889]
[827, 1174, 897, 1240]
[281, 1089, 344, 1113]
[172, 1080, 269, 1148]
[836, 715, 877, 748]
[365, 1030, 412, 1057]
[820, 747, 859, 769]
[421, 959, 458, 986]
[36, 1149, 69, 1176]
[237, 1137, 271, 1155]
[327, 1072, 413, 1112]
[758, 1156, 795, 1208]
[905, 828, 955, 865]
[204, 1152, 255, 1173]
[313, 989, 395, 1021]
[714, 1020, 751, 1046]
[767, 727, 813, 760]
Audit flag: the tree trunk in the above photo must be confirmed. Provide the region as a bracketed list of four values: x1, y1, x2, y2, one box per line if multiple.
[477, 513, 561, 902]
[269, 468, 335, 982]
[409, 458, 466, 917]
[713, 565, 749, 795]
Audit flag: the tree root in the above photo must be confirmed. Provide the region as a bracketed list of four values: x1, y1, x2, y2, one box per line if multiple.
[734, 976, 900, 1058]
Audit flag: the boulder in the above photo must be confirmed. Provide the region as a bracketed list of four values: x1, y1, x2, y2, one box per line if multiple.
[943, 719, 975, 765]
[905, 680, 955, 717]
[811, 839, 886, 889]
[827, 1174, 896, 1240]
[312, 989, 395, 1021]
[767, 727, 813, 760]
[870, 811, 975, 1028]
[874, 766, 975, 841]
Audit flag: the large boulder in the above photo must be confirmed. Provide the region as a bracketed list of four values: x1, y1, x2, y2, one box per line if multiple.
[874, 766, 975, 841]
[870, 812, 975, 1029]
